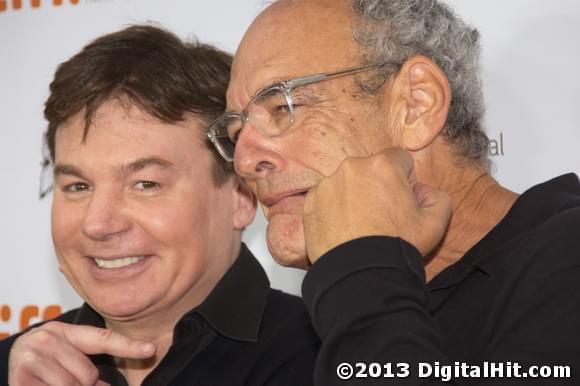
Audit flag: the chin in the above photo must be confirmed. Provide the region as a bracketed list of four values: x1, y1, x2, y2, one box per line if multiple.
[83, 289, 152, 320]
[91, 301, 140, 320]
[266, 217, 310, 270]
[270, 246, 311, 270]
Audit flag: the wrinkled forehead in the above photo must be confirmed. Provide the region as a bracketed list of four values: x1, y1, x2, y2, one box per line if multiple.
[228, 0, 360, 108]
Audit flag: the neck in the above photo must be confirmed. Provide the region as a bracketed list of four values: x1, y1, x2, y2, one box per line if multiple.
[422, 161, 518, 282]
[105, 310, 180, 386]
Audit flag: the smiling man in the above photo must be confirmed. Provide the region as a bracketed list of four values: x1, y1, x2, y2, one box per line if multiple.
[0, 25, 317, 386]
[206, 0, 580, 384]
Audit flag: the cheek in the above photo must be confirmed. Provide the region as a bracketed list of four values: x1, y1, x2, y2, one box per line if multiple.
[138, 201, 207, 249]
[290, 111, 371, 176]
[51, 198, 82, 253]
[137, 185, 226, 255]
[50, 200, 86, 280]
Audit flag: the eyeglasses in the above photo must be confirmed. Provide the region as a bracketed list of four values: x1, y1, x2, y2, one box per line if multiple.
[206, 63, 385, 162]
[39, 158, 53, 199]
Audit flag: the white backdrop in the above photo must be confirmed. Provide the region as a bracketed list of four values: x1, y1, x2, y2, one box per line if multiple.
[0, 0, 578, 338]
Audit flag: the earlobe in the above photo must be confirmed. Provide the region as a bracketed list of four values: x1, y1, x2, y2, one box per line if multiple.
[232, 176, 257, 229]
[398, 56, 451, 151]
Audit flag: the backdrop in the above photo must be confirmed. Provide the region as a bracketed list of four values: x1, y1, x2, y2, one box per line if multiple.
[1, 0, 578, 339]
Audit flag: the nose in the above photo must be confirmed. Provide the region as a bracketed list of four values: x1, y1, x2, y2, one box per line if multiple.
[233, 123, 286, 181]
[81, 187, 131, 241]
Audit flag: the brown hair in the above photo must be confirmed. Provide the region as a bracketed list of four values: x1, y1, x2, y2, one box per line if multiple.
[44, 24, 233, 185]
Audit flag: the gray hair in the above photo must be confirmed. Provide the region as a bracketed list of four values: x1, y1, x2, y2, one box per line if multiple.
[352, 0, 489, 166]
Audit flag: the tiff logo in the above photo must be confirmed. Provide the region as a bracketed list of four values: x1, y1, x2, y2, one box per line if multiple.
[1, 304, 62, 339]
[0, 0, 79, 12]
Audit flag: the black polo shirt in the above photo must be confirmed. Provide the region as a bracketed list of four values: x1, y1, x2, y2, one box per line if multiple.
[303, 174, 580, 385]
[0, 244, 319, 386]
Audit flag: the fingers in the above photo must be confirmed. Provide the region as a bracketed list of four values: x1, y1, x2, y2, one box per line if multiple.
[44, 321, 156, 358]
[9, 326, 99, 386]
[303, 147, 451, 262]
[8, 321, 156, 386]
[50, 328, 103, 384]
[385, 150, 451, 255]
[414, 181, 452, 217]
[11, 353, 81, 386]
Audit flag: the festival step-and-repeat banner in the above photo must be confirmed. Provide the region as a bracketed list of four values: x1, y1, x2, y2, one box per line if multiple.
[1, 0, 578, 338]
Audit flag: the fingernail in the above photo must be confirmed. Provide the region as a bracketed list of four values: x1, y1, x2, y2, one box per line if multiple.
[139, 342, 155, 355]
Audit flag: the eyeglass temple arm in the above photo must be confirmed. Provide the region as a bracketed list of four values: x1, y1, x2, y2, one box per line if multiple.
[283, 63, 384, 89]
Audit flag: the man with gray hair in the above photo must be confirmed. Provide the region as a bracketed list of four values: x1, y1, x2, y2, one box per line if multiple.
[207, 0, 580, 384]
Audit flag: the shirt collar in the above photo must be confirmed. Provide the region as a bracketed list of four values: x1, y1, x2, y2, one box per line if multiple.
[429, 173, 580, 291]
[196, 243, 270, 342]
[73, 243, 270, 343]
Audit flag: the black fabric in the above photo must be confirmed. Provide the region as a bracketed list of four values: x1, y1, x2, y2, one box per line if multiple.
[303, 174, 580, 385]
[0, 244, 319, 385]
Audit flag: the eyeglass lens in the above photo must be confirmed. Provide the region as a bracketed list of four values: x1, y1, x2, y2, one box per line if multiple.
[216, 87, 295, 159]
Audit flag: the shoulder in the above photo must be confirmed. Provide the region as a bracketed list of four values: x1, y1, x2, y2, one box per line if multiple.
[526, 205, 580, 270]
[249, 290, 318, 385]
[483, 203, 580, 302]
[537, 204, 580, 236]
[261, 289, 317, 343]
[265, 289, 306, 313]
[498, 174, 580, 274]
[258, 289, 319, 359]
[520, 173, 580, 249]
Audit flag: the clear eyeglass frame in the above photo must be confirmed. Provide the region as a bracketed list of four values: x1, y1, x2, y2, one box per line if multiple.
[206, 62, 385, 162]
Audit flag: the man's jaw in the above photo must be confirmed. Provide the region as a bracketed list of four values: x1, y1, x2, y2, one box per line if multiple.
[258, 188, 312, 269]
[266, 216, 311, 270]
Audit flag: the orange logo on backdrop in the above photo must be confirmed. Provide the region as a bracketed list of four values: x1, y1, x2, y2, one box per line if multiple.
[0, 0, 79, 12]
[0, 304, 62, 339]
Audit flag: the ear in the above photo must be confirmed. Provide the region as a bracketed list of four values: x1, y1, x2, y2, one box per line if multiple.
[231, 175, 257, 230]
[392, 55, 451, 151]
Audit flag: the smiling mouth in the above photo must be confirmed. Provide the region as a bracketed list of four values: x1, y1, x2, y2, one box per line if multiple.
[92, 256, 146, 269]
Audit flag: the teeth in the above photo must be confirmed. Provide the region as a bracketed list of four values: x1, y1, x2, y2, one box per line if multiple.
[94, 256, 145, 269]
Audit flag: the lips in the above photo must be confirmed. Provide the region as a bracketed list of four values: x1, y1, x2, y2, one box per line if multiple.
[261, 188, 310, 217]
[261, 188, 310, 207]
[83, 253, 154, 281]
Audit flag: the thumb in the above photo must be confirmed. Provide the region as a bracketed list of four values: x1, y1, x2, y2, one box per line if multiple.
[414, 182, 452, 214]
[413, 182, 452, 255]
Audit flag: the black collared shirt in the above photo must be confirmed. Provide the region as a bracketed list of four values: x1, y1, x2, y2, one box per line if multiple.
[303, 174, 580, 385]
[0, 244, 319, 386]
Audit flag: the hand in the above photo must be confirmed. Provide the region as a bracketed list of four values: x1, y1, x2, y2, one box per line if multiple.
[8, 321, 156, 386]
[303, 148, 452, 263]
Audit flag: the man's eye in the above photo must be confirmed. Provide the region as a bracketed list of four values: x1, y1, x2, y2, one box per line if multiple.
[229, 129, 242, 143]
[273, 104, 292, 114]
[134, 181, 160, 190]
[63, 182, 90, 193]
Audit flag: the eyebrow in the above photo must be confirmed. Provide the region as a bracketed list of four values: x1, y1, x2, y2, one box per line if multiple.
[53, 157, 174, 179]
[291, 86, 318, 99]
[53, 164, 86, 180]
[122, 157, 174, 174]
